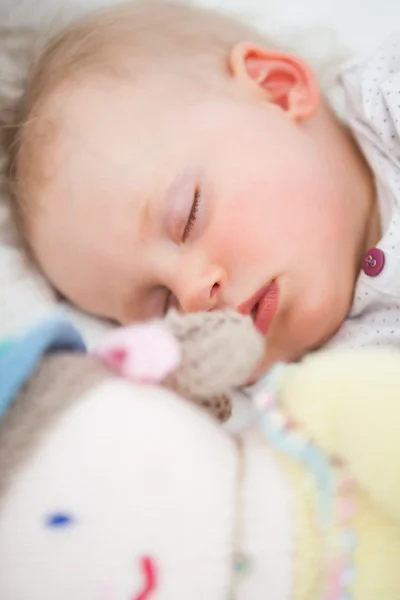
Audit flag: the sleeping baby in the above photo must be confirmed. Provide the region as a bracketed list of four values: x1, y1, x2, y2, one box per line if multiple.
[5, 0, 400, 375]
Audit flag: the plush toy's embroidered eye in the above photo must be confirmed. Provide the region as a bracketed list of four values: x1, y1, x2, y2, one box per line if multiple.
[45, 512, 75, 528]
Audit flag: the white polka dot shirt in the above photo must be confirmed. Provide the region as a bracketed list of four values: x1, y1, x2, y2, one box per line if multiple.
[327, 33, 400, 350]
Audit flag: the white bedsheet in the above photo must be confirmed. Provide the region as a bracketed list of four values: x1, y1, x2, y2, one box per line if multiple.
[0, 0, 399, 345]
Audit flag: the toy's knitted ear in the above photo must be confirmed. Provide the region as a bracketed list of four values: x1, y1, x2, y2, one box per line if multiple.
[95, 310, 264, 422]
[94, 322, 181, 383]
[163, 310, 264, 421]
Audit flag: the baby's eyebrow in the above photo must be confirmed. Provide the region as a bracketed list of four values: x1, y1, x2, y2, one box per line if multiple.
[139, 198, 153, 243]
[138, 173, 180, 243]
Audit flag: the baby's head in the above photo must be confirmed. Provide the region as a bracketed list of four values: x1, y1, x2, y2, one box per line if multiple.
[7, 0, 377, 371]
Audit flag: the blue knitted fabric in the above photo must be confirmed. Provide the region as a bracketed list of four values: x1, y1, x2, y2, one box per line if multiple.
[0, 314, 86, 420]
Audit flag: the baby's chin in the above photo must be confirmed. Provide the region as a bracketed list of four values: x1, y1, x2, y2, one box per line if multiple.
[244, 343, 276, 384]
[245, 338, 308, 384]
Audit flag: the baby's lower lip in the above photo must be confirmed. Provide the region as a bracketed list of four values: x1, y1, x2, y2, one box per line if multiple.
[252, 280, 279, 335]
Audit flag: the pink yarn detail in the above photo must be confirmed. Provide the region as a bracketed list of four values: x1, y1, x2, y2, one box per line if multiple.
[327, 560, 343, 600]
[263, 392, 276, 408]
[340, 499, 356, 522]
[93, 323, 181, 383]
[254, 390, 276, 410]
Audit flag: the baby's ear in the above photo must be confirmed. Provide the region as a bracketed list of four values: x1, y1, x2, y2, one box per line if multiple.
[163, 310, 264, 420]
[229, 42, 320, 120]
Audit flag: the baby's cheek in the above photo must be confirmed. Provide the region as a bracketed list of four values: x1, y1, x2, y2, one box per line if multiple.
[209, 197, 272, 265]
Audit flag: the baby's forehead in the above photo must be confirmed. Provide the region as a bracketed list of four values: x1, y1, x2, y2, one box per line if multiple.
[39, 74, 187, 175]
[25, 78, 149, 208]
[24, 61, 235, 208]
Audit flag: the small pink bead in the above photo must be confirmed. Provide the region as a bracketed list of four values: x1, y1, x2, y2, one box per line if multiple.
[340, 473, 354, 491]
[264, 392, 276, 408]
[340, 499, 357, 522]
[269, 408, 287, 431]
[327, 560, 343, 600]
[254, 391, 276, 410]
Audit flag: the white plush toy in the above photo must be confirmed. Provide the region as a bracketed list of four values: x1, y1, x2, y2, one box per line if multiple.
[0, 309, 267, 600]
[1, 309, 400, 600]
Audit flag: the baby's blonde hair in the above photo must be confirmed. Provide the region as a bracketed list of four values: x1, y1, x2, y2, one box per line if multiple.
[6, 0, 281, 232]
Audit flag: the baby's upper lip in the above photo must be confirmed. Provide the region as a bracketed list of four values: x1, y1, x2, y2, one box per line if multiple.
[237, 284, 271, 316]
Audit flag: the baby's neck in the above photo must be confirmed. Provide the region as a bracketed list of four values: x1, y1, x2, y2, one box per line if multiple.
[317, 101, 380, 279]
[341, 121, 381, 256]
[336, 105, 380, 256]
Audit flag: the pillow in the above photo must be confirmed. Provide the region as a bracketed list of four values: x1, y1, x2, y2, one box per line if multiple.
[0, 24, 114, 345]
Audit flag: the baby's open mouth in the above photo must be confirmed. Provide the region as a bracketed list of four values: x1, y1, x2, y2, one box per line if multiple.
[251, 302, 259, 319]
[238, 280, 279, 335]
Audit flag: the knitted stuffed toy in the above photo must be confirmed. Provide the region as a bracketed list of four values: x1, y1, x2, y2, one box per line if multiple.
[0, 310, 399, 599]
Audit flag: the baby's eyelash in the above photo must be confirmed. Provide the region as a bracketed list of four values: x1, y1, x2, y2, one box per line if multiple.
[182, 187, 200, 242]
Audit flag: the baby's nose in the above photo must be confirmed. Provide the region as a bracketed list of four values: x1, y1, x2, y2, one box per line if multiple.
[178, 266, 226, 313]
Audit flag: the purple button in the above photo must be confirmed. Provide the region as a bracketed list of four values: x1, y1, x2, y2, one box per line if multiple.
[362, 247, 385, 277]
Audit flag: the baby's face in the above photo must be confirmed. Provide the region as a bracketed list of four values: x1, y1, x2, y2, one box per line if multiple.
[30, 74, 369, 369]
